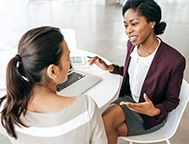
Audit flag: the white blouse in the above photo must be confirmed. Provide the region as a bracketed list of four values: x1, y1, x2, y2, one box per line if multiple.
[128, 39, 160, 102]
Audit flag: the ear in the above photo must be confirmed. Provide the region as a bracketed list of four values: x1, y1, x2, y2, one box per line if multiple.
[46, 64, 58, 80]
[150, 21, 156, 29]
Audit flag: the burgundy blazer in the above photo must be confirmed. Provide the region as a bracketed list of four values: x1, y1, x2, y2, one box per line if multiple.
[111, 39, 186, 130]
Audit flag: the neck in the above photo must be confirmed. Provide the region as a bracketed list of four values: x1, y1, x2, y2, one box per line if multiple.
[138, 37, 159, 56]
[27, 85, 76, 113]
[28, 85, 56, 109]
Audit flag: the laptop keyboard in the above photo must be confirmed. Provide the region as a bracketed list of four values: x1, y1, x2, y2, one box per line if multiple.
[56, 72, 85, 92]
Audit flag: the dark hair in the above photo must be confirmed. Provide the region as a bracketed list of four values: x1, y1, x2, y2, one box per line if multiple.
[122, 0, 167, 35]
[0, 26, 64, 139]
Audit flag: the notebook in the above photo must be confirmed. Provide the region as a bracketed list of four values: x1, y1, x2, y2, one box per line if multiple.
[56, 63, 102, 96]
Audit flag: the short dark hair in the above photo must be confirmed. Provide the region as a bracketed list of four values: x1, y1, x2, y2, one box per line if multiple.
[122, 0, 166, 35]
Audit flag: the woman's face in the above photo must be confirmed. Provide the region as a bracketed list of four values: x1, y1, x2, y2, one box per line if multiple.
[57, 40, 70, 83]
[123, 8, 155, 46]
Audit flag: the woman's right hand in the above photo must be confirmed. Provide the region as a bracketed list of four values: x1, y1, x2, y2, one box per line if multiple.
[88, 56, 110, 71]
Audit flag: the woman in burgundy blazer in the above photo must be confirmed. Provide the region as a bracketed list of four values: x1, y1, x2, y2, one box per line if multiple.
[89, 0, 186, 143]
[112, 39, 185, 130]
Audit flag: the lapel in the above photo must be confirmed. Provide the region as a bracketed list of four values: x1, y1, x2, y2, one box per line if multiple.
[123, 42, 135, 76]
[122, 39, 166, 101]
[139, 40, 164, 102]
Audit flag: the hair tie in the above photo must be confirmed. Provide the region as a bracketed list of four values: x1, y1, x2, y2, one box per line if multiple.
[15, 54, 29, 82]
[15, 54, 22, 68]
[15, 54, 22, 62]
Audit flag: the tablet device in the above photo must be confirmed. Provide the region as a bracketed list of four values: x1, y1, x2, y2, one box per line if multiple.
[70, 56, 86, 66]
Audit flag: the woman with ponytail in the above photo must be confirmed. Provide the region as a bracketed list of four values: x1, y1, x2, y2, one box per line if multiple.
[89, 0, 186, 143]
[0, 26, 107, 144]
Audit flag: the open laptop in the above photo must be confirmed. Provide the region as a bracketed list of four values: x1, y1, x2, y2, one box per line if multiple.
[56, 62, 102, 96]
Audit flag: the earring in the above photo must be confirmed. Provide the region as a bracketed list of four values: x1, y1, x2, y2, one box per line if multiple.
[54, 75, 57, 79]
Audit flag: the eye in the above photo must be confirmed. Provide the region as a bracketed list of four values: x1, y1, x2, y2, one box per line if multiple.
[124, 24, 128, 28]
[132, 22, 138, 26]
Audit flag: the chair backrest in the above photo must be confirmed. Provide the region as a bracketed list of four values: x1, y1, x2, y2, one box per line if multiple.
[162, 79, 189, 139]
[120, 79, 189, 143]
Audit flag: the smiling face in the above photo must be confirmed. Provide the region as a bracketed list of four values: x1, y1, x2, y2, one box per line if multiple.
[123, 8, 155, 46]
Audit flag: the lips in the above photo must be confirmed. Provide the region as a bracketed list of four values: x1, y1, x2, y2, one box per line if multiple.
[129, 36, 137, 42]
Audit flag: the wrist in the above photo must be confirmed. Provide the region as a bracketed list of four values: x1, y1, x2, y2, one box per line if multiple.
[153, 108, 160, 117]
[107, 65, 114, 72]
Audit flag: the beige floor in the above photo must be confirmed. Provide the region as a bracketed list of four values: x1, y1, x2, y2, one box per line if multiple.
[0, 0, 189, 143]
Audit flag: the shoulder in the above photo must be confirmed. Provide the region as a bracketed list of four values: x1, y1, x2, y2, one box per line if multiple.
[77, 95, 98, 110]
[158, 40, 186, 66]
[76, 95, 100, 120]
[159, 40, 184, 59]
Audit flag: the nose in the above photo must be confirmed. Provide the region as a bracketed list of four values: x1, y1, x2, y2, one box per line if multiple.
[126, 25, 133, 35]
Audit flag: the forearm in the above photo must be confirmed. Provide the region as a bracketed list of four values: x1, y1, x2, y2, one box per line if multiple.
[109, 64, 124, 76]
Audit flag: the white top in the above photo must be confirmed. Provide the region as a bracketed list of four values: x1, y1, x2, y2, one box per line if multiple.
[128, 39, 160, 102]
[0, 95, 107, 144]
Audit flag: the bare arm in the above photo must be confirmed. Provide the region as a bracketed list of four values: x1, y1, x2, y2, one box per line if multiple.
[88, 56, 114, 72]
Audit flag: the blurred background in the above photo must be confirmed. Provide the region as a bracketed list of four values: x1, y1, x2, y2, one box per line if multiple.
[0, 0, 188, 143]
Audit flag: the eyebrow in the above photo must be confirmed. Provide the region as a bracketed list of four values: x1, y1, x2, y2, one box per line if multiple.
[124, 18, 139, 24]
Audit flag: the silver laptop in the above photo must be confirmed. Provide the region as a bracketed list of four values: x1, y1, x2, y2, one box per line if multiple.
[56, 63, 102, 96]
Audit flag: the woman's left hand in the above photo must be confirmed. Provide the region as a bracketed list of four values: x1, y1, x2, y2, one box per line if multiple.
[120, 93, 160, 117]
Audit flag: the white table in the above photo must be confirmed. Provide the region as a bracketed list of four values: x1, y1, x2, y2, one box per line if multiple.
[0, 49, 122, 113]
[70, 50, 122, 113]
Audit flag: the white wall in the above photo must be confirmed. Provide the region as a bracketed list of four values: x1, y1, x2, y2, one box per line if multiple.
[0, 0, 28, 50]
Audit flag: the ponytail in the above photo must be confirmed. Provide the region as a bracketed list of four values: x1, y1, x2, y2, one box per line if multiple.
[0, 56, 32, 139]
[0, 26, 64, 139]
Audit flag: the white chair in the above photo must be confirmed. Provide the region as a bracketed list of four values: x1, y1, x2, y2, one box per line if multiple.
[120, 79, 189, 144]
